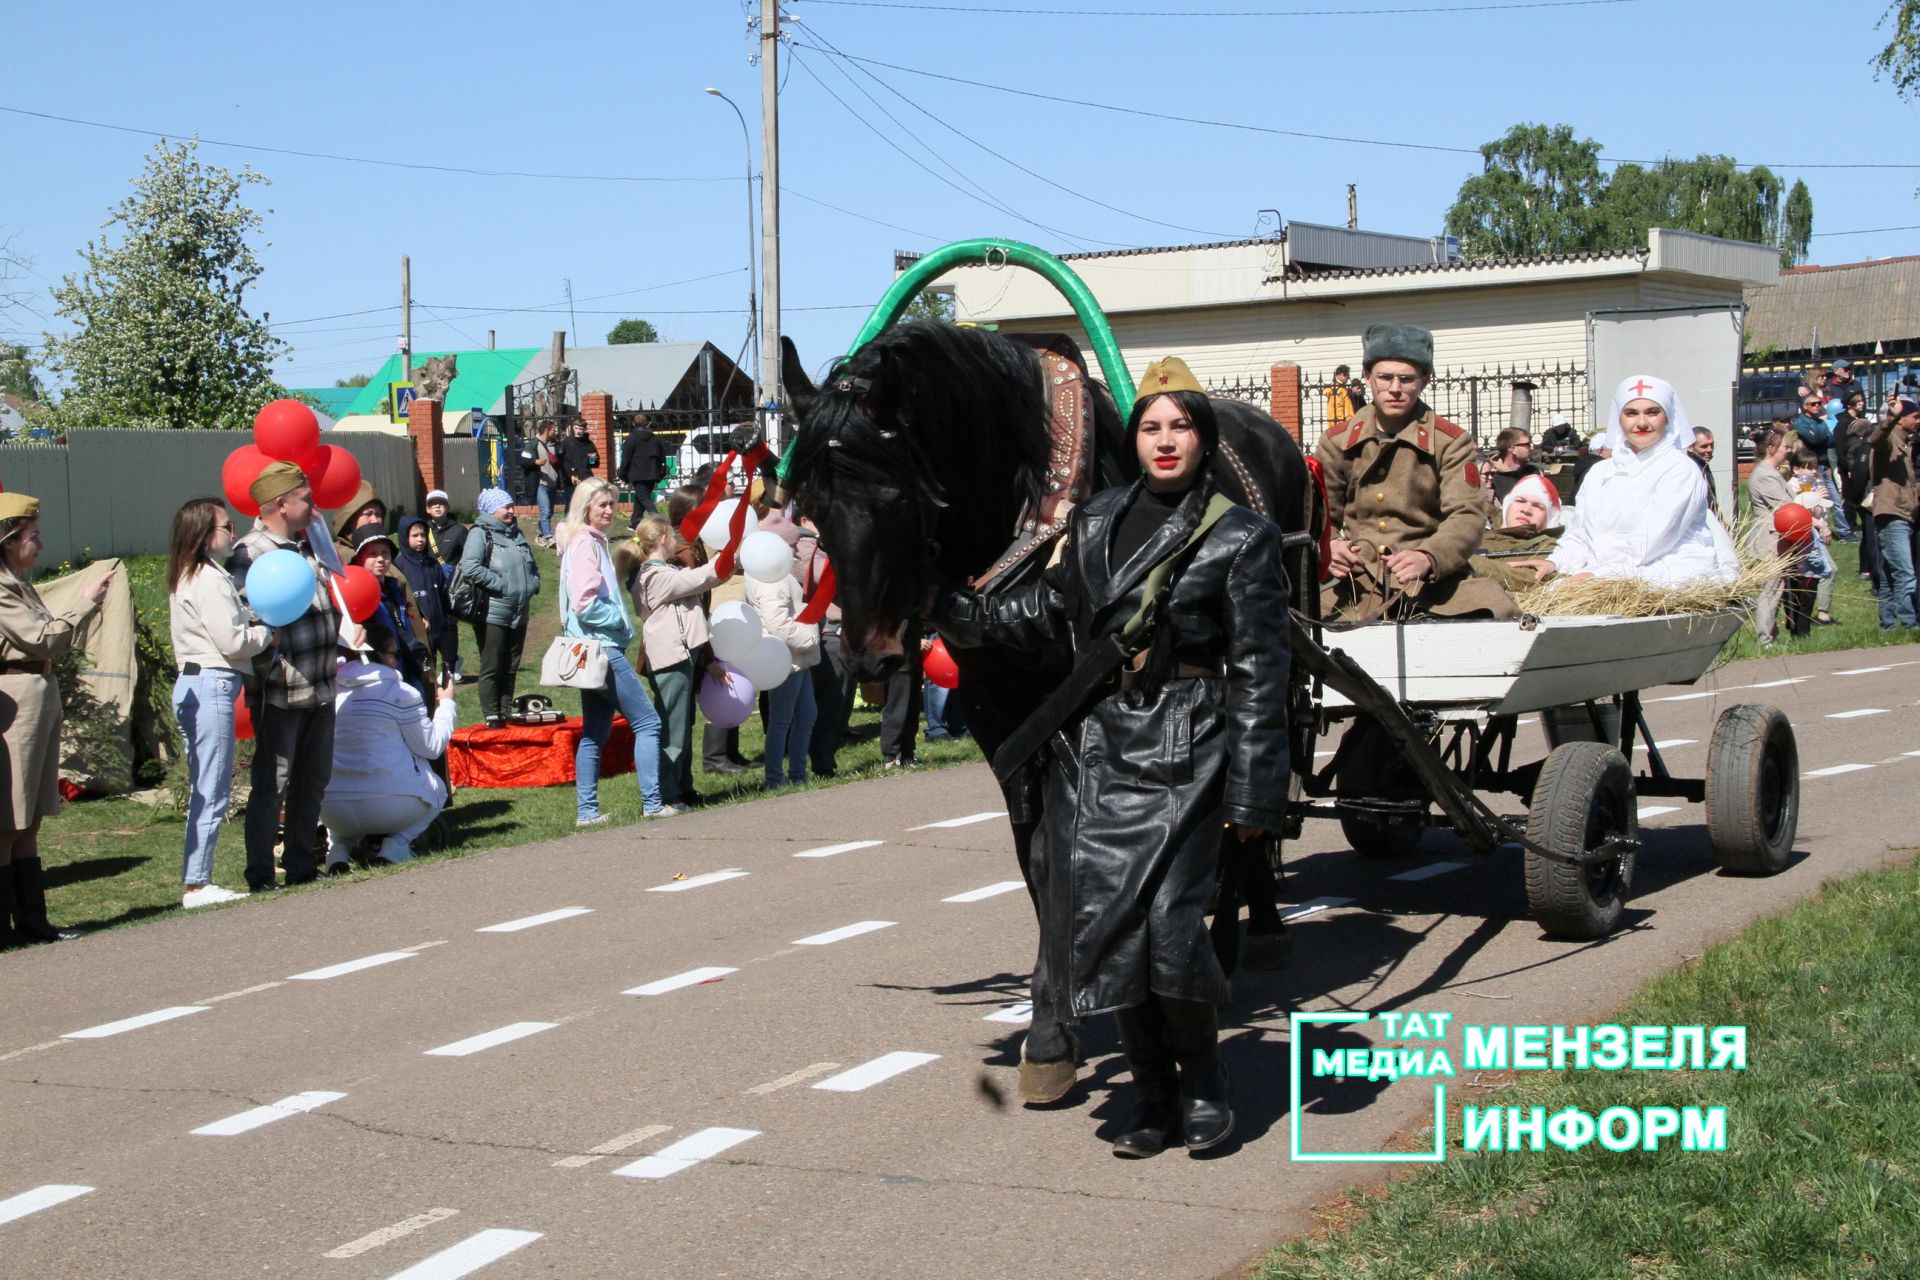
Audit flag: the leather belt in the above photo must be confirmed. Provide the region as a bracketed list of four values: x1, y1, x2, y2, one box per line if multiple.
[1119, 660, 1223, 691]
[179, 663, 241, 677]
[0, 660, 51, 675]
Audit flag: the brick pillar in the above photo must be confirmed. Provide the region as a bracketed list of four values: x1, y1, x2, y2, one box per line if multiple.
[1270, 363, 1304, 444]
[582, 391, 616, 482]
[408, 398, 444, 504]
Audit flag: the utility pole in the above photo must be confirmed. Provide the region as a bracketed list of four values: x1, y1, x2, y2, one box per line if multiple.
[1346, 185, 1358, 231]
[400, 254, 413, 386]
[564, 278, 578, 350]
[759, 0, 782, 447]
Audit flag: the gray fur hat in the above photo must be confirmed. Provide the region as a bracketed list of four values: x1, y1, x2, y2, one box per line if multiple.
[1362, 323, 1434, 375]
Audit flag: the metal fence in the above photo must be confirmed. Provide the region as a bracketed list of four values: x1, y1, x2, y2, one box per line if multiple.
[1301, 363, 1591, 451]
[0, 428, 418, 567]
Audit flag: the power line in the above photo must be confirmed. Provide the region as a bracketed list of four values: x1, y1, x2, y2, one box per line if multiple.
[788, 41, 1920, 172]
[795, 16, 1238, 240]
[1811, 224, 1920, 237]
[783, 184, 948, 241]
[0, 103, 735, 185]
[804, 0, 1644, 12]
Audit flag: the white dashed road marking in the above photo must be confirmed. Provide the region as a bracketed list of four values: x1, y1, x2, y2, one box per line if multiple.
[623, 967, 737, 997]
[552, 1125, 671, 1169]
[1804, 764, 1875, 779]
[1634, 739, 1696, 751]
[383, 1228, 542, 1279]
[1636, 806, 1681, 820]
[0, 1184, 92, 1226]
[1827, 708, 1889, 719]
[324, 1208, 461, 1259]
[813, 1052, 942, 1092]
[1388, 861, 1470, 882]
[192, 1090, 346, 1136]
[612, 1127, 759, 1179]
[647, 870, 750, 893]
[943, 881, 1024, 903]
[908, 811, 1006, 830]
[983, 1001, 1034, 1024]
[476, 908, 592, 933]
[289, 951, 416, 981]
[1279, 896, 1354, 922]
[793, 840, 886, 859]
[1833, 666, 1892, 676]
[793, 920, 895, 946]
[424, 1022, 557, 1058]
[63, 1006, 208, 1039]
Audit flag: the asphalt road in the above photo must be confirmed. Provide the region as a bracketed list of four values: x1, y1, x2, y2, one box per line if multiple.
[3, 643, 1916, 1279]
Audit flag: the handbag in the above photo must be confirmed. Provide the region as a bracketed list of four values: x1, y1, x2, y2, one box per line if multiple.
[447, 527, 494, 623]
[539, 547, 610, 690]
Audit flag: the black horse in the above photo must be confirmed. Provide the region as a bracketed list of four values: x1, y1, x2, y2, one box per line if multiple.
[783, 320, 1315, 1095]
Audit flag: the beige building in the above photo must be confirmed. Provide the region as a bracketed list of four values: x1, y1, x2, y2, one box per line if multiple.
[925, 224, 1779, 444]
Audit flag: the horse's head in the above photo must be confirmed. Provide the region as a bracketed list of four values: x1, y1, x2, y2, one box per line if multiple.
[783, 323, 1047, 680]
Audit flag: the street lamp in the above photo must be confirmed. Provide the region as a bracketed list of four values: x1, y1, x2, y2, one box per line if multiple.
[705, 87, 760, 431]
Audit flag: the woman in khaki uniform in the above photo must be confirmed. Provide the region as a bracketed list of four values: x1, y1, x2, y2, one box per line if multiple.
[0, 493, 115, 947]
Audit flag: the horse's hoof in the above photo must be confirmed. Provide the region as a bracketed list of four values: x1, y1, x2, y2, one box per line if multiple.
[1018, 1054, 1078, 1104]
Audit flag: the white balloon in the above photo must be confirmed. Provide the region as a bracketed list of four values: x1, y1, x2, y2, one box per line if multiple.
[699, 498, 760, 551]
[709, 600, 763, 664]
[739, 632, 793, 692]
[739, 530, 795, 584]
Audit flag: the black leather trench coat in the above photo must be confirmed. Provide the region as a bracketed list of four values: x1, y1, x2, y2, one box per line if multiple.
[935, 478, 1292, 1017]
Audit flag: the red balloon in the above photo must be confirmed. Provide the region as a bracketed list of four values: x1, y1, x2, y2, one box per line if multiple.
[924, 636, 960, 690]
[304, 445, 363, 510]
[253, 399, 320, 462]
[221, 444, 272, 517]
[336, 564, 383, 624]
[1773, 502, 1815, 544]
[233, 694, 254, 742]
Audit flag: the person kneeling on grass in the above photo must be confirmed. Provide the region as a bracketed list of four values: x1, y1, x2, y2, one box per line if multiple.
[322, 616, 457, 873]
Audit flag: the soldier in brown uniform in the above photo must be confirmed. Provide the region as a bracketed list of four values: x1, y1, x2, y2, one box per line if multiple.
[1317, 324, 1516, 620]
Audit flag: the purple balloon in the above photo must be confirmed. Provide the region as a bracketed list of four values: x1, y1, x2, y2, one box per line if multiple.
[696, 660, 757, 729]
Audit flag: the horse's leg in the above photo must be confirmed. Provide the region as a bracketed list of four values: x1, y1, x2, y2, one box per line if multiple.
[1009, 790, 1080, 1103]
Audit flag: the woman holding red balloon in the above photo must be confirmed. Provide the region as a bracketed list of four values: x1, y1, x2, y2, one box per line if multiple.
[1746, 423, 1802, 645]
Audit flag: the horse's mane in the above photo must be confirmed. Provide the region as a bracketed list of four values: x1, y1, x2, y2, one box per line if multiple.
[785, 321, 1049, 542]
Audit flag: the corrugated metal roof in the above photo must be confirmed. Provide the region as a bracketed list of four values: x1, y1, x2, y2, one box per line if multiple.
[1743, 257, 1920, 353]
[566, 341, 749, 411]
[1287, 247, 1640, 283]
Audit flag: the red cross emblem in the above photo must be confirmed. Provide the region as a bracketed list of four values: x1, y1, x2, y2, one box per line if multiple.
[1628, 379, 1654, 398]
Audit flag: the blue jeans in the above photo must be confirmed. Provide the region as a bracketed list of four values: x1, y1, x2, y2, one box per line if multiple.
[173, 668, 242, 886]
[1821, 467, 1852, 537]
[1875, 516, 1917, 628]
[536, 483, 555, 539]
[923, 679, 967, 741]
[763, 668, 817, 788]
[576, 648, 664, 817]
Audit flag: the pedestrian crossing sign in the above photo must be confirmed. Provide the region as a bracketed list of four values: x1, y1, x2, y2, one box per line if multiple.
[389, 382, 416, 424]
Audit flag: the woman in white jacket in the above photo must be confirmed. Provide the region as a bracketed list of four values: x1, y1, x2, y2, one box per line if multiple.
[167, 498, 272, 909]
[322, 616, 456, 869]
[745, 513, 821, 790]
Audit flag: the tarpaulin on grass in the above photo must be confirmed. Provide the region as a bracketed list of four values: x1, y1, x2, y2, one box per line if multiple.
[446, 716, 635, 789]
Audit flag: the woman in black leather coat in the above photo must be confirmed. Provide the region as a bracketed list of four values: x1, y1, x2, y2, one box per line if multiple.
[933, 357, 1292, 1157]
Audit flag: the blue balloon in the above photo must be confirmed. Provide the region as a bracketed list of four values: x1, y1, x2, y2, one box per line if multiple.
[245, 548, 316, 628]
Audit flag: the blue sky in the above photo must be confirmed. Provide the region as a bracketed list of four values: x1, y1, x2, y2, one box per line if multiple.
[3, 0, 1915, 395]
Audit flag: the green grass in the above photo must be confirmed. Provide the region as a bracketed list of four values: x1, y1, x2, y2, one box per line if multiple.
[43, 541, 979, 932]
[1256, 857, 1920, 1280]
[1718, 536, 1913, 662]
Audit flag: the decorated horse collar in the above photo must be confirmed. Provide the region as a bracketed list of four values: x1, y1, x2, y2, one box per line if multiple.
[969, 338, 1095, 592]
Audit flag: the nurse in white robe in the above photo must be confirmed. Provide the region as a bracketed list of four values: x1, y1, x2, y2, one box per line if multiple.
[1547, 376, 1738, 586]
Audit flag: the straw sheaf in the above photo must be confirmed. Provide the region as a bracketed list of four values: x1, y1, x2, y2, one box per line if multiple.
[1511, 517, 1796, 620]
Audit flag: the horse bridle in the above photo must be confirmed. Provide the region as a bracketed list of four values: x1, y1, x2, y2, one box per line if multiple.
[821, 373, 948, 571]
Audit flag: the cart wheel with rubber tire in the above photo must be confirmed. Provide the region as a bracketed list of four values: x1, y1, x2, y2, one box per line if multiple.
[1524, 740, 1636, 939]
[1705, 703, 1799, 875]
[1337, 716, 1429, 858]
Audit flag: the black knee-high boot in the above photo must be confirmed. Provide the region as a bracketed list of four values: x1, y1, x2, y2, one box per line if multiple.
[11, 858, 65, 943]
[1111, 1001, 1179, 1158]
[1162, 996, 1232, 1150]
[0, 867, 21, 949]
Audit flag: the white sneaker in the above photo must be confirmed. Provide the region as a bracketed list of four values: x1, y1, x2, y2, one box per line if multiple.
[576, 813, 611, 828]
[182, 884, 248, 910]
[374, 837, 415, 864]
[644, 805, 682, 819]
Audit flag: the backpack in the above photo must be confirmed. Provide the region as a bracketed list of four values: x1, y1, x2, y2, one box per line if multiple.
[447, 527, 494, 622]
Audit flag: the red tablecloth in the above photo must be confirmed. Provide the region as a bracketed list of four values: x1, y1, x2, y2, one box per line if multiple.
[447, 716, 636, 789]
